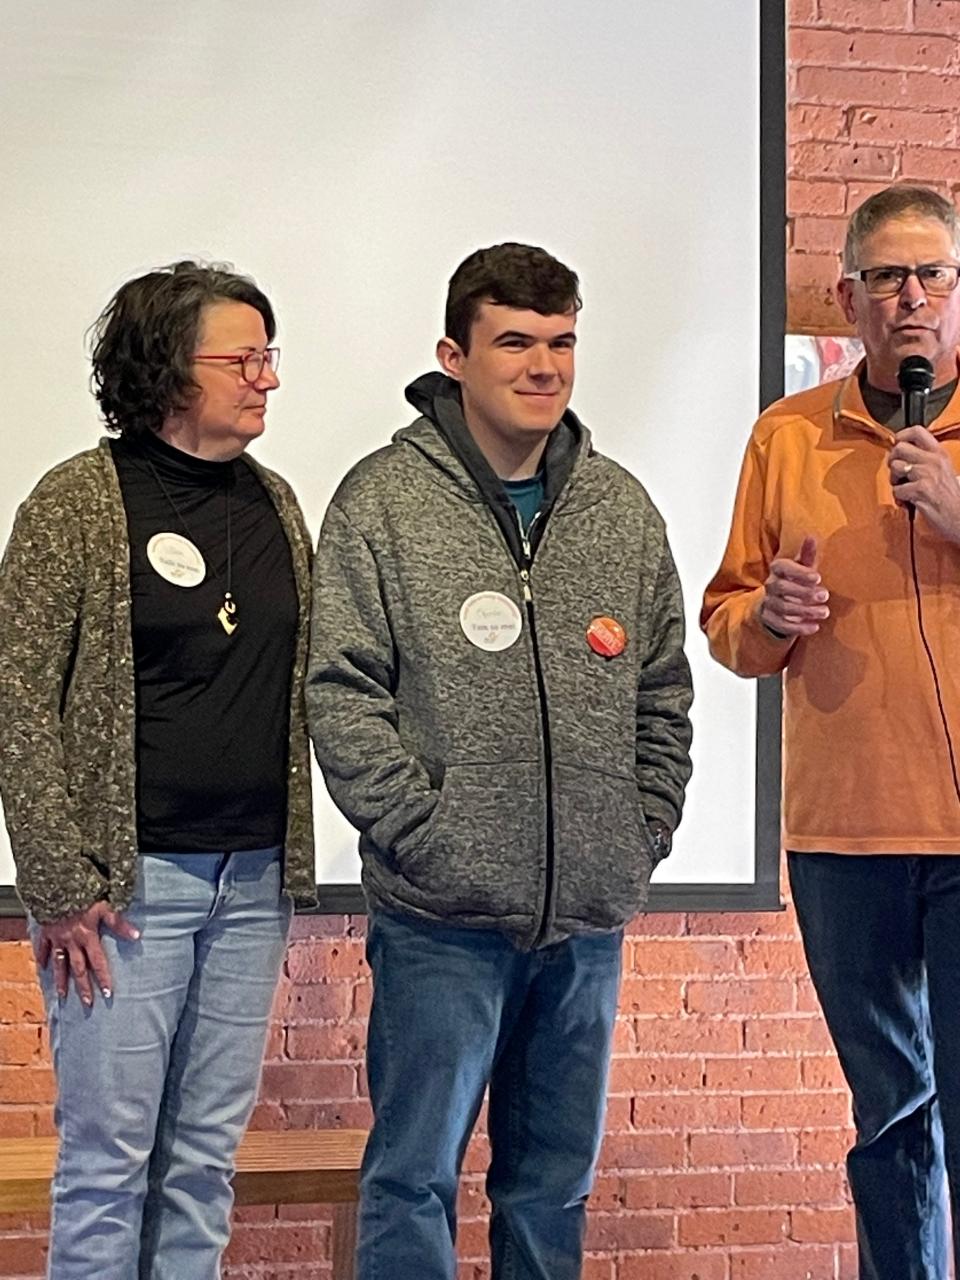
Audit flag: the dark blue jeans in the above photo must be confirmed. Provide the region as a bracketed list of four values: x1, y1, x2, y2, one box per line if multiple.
[358, 910, 623, 1280]
[788, 852, 960, 1280]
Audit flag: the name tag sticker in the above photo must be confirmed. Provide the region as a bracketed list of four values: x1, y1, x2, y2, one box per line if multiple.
[459, 591, 522, 652]
[146, 532, 206, 588]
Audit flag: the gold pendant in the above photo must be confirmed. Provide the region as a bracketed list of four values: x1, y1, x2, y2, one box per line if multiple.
[218, 593, 238, 636]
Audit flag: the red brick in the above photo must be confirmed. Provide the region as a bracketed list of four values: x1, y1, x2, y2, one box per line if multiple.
[838, 1242, 858, 1277]
[741, 1092, 852, 1129]
[901, 146, 960, 180]
[600, 1132, 686, 1170]
[729, 1244, 836, 1279]
[795, 977, 823, 1013]
[282, 982, 353, 1023]
[0, 1067, 55, 1106]
[789, 28, 859, 64]
[286, 939, 367, 982]
[790, 140, 898, 180]
[619, 978, 685, 1014]
[285, 1021, 366, 1061]
[689, 1131, 797, 1169]
[789, 104, 850, 144]
[801, 1055, 847, 1090]
[580, 1258, 615, 1280]
[609, 1056, 704, 1092]
[629, 939, 738, 977]
[0, 985, 45, 1024]
[851, 32, 956, 69]
[679, 1208, 789, 1247]
[585, 1210, 674, 1251]
[686, 912, 797, 938]
[618, 1252, 727, 1280]
[686, 978, 795, 1015]
[636, 1018, 742, 1056]
[787, 254, 843, 290]
[703, 1056, 801, 1093]
[224, 1222, 329, 1264]
[850, 106, 956, 145]
[735, 1168, 847, 1206]
[352, 979, 372, 1018]
[915, 0, 960, 30]
[633, 1171, 733, 1210]
[0, 1108, 35, 1138]
[604, 1094, 632, 1132]
[634, 1095, 740, 1130]
[588, 1173, 626, 1212]
[790, 1205, 857, 1244]
[788, 180, 849, 218]
[788, 0, 818, 22]
[0, 1026, 43, 1066]
[742, 939, 811, 977]
[0, 1233, 48, 1274]
[902, 73, 960, 112]
[0, 945, 38, 984]
[744, 1015, 835, 1054]
[816, 0, 911, 25]
[271, 1100, 373, 1130]
[626, 913, 685, 937]
[258, 1061, 358, 1103]
[790, 214, 851, 256]
[794, 65, 905, 106]
[798, 1127, 852, 1165]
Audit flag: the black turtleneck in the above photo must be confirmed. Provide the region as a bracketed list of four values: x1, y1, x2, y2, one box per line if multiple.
[110, 432, 298, 853]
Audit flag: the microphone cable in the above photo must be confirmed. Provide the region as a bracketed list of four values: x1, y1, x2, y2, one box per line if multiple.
[905, 506, 960, 806]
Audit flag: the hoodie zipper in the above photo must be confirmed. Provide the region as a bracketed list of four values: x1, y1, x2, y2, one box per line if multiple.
[516, 510, 556, 948]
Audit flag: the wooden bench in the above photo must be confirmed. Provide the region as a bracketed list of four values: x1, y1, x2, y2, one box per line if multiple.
[0, 1129, 367, 1280]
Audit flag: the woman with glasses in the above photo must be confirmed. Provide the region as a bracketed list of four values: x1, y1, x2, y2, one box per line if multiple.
[0, 260, 315, 1279]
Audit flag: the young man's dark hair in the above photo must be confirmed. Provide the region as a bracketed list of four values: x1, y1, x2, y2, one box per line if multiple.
[444, 242, 582, 352]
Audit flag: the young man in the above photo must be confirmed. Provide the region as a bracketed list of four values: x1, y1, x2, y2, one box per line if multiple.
[703, 185, 960, 1280]
[308, 243, 693, 1280]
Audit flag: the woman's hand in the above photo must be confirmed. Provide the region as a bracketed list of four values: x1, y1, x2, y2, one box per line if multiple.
[35, 903, 140, 1006]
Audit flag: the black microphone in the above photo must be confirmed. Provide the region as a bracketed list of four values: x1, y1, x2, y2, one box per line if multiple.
[898, 355, 934, 428]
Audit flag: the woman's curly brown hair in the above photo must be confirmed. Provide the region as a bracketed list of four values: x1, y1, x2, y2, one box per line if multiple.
[90, 260, 276, 439]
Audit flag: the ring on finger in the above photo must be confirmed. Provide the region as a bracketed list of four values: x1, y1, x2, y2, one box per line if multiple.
[902, 462, 913, 476]
[53, 949, 68, 962]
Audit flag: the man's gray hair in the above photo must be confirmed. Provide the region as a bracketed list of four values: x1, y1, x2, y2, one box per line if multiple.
[843, 185, 960, 271]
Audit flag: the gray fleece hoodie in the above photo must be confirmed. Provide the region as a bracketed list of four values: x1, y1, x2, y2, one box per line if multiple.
[307, 374, 693, 949]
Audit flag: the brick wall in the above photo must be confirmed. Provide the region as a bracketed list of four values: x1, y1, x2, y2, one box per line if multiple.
[788, 0, 960, 334]
[4, 1, 960, 1276]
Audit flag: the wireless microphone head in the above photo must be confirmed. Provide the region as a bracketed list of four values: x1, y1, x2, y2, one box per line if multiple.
[897, 355, 935, 396]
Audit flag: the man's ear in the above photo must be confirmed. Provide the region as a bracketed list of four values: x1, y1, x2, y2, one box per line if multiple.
[836, 276, 858, 327]
[437, 336, 466, 380]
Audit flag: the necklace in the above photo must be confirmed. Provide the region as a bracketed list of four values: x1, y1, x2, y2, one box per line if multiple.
[143, 454, 239, 636]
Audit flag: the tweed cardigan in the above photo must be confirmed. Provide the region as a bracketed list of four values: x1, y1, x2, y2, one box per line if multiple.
[0, 440, 316, 922]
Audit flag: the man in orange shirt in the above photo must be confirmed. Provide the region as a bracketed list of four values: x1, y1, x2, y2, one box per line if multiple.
[703, 185, 960, 1280]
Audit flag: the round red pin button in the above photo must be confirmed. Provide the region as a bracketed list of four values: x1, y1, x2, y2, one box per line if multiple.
[586, 615, 626, 657]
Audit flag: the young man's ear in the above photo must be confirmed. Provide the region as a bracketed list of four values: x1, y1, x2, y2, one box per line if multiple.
[437, 336, 466, 381]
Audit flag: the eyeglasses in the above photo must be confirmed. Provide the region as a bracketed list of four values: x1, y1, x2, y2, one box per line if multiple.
[193, 347, 281, 384]
[843, 263, 960, 297]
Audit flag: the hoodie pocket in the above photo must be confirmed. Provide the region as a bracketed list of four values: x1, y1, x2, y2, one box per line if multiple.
[552, 761, 654, 930]
[395, 761, 543, 922]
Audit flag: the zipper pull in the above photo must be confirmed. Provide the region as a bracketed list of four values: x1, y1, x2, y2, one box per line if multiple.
[520, 568, 533, 602]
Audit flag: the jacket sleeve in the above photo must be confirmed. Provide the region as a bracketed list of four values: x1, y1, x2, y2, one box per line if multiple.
[0, 481, 107, 919]
[636, 534, 694, 832]
[700, 431, 795, 678]
[306, 500, 439, 855]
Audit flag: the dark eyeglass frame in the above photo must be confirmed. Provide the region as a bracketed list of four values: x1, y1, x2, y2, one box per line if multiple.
[843, 263, 960, 298]
[193, 347, 281, 384]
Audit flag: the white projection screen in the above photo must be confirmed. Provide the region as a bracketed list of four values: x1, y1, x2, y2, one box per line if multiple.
[0, 1, 784, 914]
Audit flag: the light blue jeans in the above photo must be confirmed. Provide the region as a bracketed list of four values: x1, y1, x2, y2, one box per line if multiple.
[32, 848, 291, 1280]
